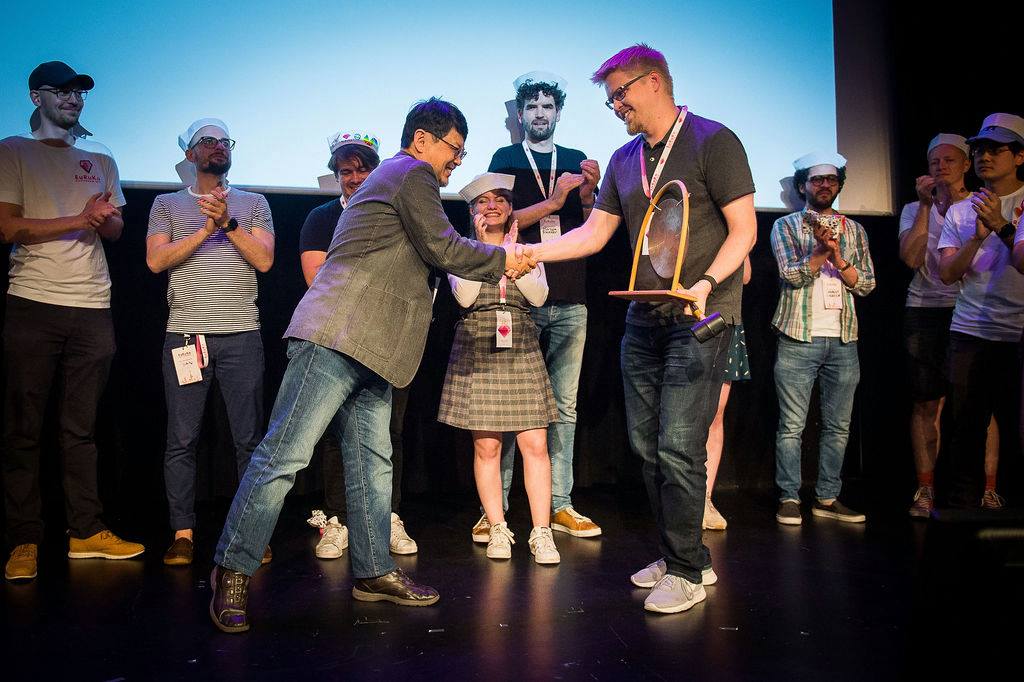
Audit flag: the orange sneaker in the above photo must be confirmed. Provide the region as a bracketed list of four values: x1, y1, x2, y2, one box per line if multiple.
[68, 531, 145, 559]
[551, 507, 602, 537]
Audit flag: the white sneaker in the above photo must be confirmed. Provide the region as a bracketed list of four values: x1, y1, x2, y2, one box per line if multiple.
[487, 522, 514, 560]
[703, 497, 728, 530]
[390, 513, 418, 555]
[315, 516, 349, 559]
[643, 574, 707, 613]
[630, 558, 716, 587]
[528, 526, 561, 565]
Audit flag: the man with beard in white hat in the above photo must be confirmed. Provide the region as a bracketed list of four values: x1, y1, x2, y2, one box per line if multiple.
[477, 71, 603, 545]
[145, 118, 275, 567]
[770, 151, 876, 526]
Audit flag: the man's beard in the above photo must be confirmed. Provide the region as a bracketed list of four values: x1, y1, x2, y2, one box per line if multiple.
[527, 121, 555, 142]
[806, 191, 837, 211]
[42, 104, 80, 131]
[201, 159, 232, 175]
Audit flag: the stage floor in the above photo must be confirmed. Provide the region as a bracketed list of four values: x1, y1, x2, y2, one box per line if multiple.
[3, 486, 1021, 680]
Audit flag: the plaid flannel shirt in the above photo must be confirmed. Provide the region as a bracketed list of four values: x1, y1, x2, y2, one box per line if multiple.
[769, 210, 876, 342]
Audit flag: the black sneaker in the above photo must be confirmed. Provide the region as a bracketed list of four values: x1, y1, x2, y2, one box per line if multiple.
[812, 499, 866, 523]
[209, 565, 250, 633]
[776, 500, 802, 525]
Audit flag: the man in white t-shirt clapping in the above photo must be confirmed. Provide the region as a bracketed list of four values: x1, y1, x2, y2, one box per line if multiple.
[0, 61, 145, 582]
[769, 152, 876, 526]
[938, 113, 1024, 511]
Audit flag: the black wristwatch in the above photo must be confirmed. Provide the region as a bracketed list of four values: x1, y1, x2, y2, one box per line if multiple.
[997, 222, 1015, 242]
[222, 218, 238, 233]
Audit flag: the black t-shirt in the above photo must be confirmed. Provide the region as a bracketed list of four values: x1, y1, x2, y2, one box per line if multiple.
[488, 143, 588, 305]
[595, 111, 755, 325]
[298, 197, 344, 253]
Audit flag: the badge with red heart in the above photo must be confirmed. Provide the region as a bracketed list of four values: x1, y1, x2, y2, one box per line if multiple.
[79, 160, 93, 173]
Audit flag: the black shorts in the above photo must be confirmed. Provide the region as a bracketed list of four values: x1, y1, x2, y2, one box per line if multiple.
[903, 306, 954, 402]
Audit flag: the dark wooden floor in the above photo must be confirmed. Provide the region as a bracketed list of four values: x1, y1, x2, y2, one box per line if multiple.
[3, 486, 1022, 681]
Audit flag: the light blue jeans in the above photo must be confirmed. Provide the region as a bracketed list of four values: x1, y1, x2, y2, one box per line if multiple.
[773, 335, 860, 502]
[498, 303, 587, 513]
[215, 340, 395, 578]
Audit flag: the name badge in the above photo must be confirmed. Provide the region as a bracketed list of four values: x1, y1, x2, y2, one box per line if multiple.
[539, 215, 561, 242]
[171, 346, 203, 385]
[496, 310, 513, 348]
[823, 276, 844, 310]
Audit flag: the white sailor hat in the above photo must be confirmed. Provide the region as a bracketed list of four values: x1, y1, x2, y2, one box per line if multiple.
[927, 133, 969, 157]
[328, 131, 380, 154]
[513, 70, 568, 94]
[178, 118, 229, 152]
[458, 172, 515, 203]
[793, 151, 847, 175]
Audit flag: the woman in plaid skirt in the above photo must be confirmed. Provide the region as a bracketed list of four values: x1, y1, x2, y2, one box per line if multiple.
[438, 173, 561, 564]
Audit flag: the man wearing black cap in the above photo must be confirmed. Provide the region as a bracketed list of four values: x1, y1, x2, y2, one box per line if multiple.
[0, 62, 144, 582]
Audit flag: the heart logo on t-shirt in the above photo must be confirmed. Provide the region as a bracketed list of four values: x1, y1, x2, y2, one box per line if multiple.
[79, 160, 93, 173]
[498, 325, 510, 337]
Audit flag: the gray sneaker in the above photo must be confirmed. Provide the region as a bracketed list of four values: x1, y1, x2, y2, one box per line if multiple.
[812, 499, 865, 523]
[486, 522, 514, 560]
[643, 574, 707, 613]
[776, 499, 802, 525]
[630, 558, 717, 587]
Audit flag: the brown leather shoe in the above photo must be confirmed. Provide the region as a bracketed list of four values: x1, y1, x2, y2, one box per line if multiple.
[209, 565, 250, 633]
[163, 537, 194, 566]
[5, 543, 38, 581]
[351, 568, 439, 606]
[261, 545, 272, 565]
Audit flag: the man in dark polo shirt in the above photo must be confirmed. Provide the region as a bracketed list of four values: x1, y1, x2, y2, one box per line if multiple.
[477, 71, 603, 542]
[532, 45, 756, 614]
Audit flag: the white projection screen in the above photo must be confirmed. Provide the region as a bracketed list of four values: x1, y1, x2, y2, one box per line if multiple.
[0, 0, 893, 213]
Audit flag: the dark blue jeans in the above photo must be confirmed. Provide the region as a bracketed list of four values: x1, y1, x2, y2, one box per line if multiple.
[161, 331, 264, 531]
[620, 320, 730, 583]
[216, 340, 395, 578]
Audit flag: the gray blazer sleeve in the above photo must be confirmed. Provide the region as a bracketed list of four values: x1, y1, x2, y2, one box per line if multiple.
[394, 164, 506, 283]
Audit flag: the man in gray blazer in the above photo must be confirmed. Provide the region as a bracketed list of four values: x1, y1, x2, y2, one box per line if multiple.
[209, 98, 535, 633]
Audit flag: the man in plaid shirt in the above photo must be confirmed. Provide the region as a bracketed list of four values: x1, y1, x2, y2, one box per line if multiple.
[770, 152, 876, 526]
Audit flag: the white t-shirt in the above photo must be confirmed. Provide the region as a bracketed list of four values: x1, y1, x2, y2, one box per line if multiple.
[937, 185, 1024, 342]
[0, 134, 125, 308]
[810, 261, 842, 337]
[899, 200, 962, 308]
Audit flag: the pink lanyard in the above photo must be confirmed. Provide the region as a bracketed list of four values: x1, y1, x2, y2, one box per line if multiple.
[639, 106, 688, 200]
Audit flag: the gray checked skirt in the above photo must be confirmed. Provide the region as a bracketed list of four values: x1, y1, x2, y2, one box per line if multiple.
[438, 309, 558, 432]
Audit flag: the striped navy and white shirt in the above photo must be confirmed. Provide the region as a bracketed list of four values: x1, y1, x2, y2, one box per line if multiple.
[147, 187, 274, 334]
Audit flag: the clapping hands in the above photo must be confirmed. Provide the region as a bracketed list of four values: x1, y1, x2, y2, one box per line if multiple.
[197, 185, 230, 230]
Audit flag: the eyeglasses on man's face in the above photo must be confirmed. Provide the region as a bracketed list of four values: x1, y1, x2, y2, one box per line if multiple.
[604, 72, 651, 110]
[433, 133, 467, 161]
[192, 137, 236, 151]
[36, 87, 88, 102]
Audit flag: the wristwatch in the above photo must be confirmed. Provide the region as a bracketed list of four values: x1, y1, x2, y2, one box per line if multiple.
[222, 218, 238, 233]
[997, 222, 1015, 242]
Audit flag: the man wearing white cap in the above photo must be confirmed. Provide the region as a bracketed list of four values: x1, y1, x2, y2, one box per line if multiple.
[938, 113, 1024, 510]
[299, 132, 418, 559]
[145, 118, 275, 566]
[476, 71, 602, 543]
[1, 61, 144, 582]
[770, 151, 876, 526]
[898, 134, 980, 518]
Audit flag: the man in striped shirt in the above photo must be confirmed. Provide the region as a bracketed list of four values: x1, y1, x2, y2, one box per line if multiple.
[145, 118, 275, 566]
[769, 152, 876, 526]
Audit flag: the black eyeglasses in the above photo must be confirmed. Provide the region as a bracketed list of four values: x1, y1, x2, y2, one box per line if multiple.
[971, 143, 1010, 157]
[808, 175, 840, 187]
[604, 72, 651, 110]
[433, 134, 467, 160]
[192, 137, 236, 150]
[36, 87, 88, 101]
